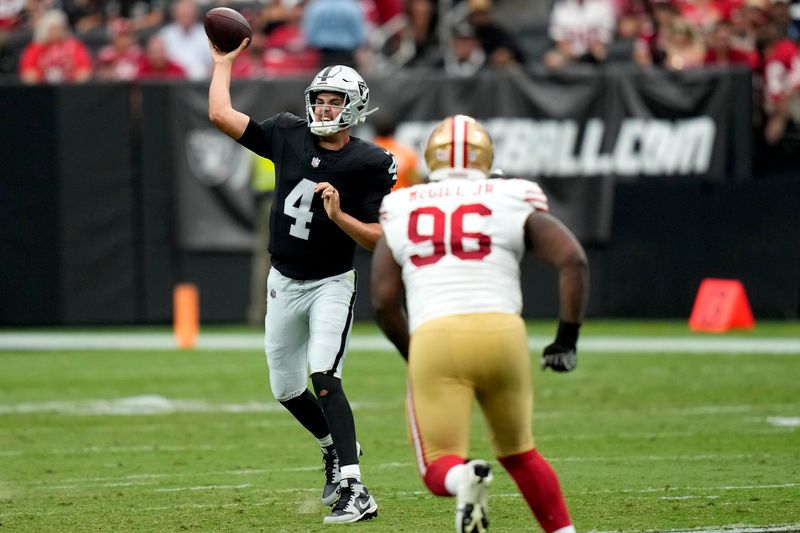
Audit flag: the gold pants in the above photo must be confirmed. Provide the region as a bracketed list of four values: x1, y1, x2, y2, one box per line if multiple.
[407, 313, 535, 473]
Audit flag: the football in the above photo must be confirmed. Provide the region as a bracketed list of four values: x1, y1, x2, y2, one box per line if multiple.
[203, 7, 252, 53]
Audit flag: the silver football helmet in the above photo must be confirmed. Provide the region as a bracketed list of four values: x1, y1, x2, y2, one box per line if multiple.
[304, 65, 377, 136]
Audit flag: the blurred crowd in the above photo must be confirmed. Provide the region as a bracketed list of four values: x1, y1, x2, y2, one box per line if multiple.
[2, 0, 799, 145]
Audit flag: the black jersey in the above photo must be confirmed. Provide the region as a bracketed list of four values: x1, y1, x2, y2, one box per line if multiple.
[237, 113, 397, 280]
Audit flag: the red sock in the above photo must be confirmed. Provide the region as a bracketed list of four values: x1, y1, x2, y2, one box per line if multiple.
[423, 454, 465, 496]
[498, 449, 571, 533]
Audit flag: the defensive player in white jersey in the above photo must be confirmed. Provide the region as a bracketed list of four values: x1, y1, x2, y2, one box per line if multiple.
[371, 115, 589, 533]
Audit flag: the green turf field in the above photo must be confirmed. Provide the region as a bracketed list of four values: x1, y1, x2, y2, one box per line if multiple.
[1, 321, 799, 532]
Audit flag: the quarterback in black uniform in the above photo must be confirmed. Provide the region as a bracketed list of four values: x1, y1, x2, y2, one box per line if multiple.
[209, 39, 395, 525]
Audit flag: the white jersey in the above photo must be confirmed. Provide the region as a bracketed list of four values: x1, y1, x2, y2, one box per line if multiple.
[549, 0, 616, 57]
[379, 175, 549, 332]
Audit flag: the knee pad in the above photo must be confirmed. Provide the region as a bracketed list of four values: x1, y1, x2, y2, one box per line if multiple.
[270, 371, 308, 402]
[311, 372, 342, 399]
[273, 387, 306, 403]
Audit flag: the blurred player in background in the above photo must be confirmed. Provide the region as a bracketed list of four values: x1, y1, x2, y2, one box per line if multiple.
[208, 38, 396, 524]
[371, 111, 421, 190]
[371, 115, 588, 533]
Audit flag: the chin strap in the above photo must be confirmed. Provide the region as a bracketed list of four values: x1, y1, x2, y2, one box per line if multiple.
[309, 106, 380, 137]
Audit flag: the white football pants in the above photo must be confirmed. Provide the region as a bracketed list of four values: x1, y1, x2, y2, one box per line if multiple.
[264, 267, 357, 401]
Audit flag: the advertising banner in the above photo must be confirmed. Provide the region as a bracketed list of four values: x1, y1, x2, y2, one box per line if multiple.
[170, 66, 752, 249]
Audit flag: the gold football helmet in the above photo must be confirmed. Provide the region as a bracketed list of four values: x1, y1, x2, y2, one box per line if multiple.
[424, 114, 493, 181]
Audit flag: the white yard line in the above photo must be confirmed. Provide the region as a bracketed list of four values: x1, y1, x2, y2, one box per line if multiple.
[1, 332, 800, 353]
[6, 463, 798, 492]
[0, 395, 399, 416]
[0, 426, 794, 457]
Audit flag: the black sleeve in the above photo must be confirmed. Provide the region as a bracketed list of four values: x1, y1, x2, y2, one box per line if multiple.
[236, 116, 277, 160]
[360, 151, 397, 223]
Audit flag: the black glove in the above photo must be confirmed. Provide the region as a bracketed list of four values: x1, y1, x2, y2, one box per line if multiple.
[541, 342, 577, 372]
[541, 321, 580, 373]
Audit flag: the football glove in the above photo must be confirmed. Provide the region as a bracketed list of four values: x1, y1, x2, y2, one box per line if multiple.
[541, 342, 577, 372]
[541, 320, 581, 373]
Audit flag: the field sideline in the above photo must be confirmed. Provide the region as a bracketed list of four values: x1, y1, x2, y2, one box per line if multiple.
[1, 321, 799, 532]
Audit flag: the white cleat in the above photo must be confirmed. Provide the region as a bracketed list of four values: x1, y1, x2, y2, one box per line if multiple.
[455, 459, 492, 533]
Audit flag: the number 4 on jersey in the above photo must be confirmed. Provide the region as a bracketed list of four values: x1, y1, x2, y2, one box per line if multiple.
[284, 178, 316, 240]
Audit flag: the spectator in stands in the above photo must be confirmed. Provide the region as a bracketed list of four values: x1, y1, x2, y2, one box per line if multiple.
[0, 0, 26, 31]
[371, 0, 404, 26]
[61, 0, 105, 34]
[117, 0, 165, 33]
[18, 8, 92, 83]
[704, 20, 760, 67]
[95, 17, 143, 81]
[230, 28, 263, 79]
[767, 0, 798, 38]
[675, 0, 725, 33]
[662, 19, 706, 69]
[302, 0, 366, 68]
[159, 0, 210, 80]
[441, 21, 486, 76]
[0, 0, 27, 75]
[466, 0, 526, 68]
[758, 15, 800, 143]
[544, 0, 617, 68]
[261, 0, 321, 77]
[17, 0, 57, 30]
[615, 0, 651, 41]
[255, 0, 295, 36]
[729, 0, 765, 56]
[633, 0, 681, 66]
[407, 0, 437, 65]
[787, 0, 800, 40]
[136, 33, 186, 79]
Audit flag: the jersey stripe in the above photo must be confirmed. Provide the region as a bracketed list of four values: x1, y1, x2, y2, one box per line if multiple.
[452, 115, 468, 169]
[525, 195, 548, 203]
[326, 271, 358, 375]
[406, 380, 428, 476]
[318, 65, 334, 82]
[449, 115, 456, 167]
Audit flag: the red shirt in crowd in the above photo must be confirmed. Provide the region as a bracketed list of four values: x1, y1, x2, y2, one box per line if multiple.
[261, 25, 320, 77]
[762, 38, 800, 103]
[136, 58, 186, 80]
[704, 46, 759, 68]
[231, 53, 261, 79]
[97, 45, 144, 81]
[19, 38, 93, 83]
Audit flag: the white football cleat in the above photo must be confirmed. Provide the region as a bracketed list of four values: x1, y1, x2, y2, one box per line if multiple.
[455, 459, 492, 533]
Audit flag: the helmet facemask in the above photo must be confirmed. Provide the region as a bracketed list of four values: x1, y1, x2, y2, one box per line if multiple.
[306, 91, 350, 136]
